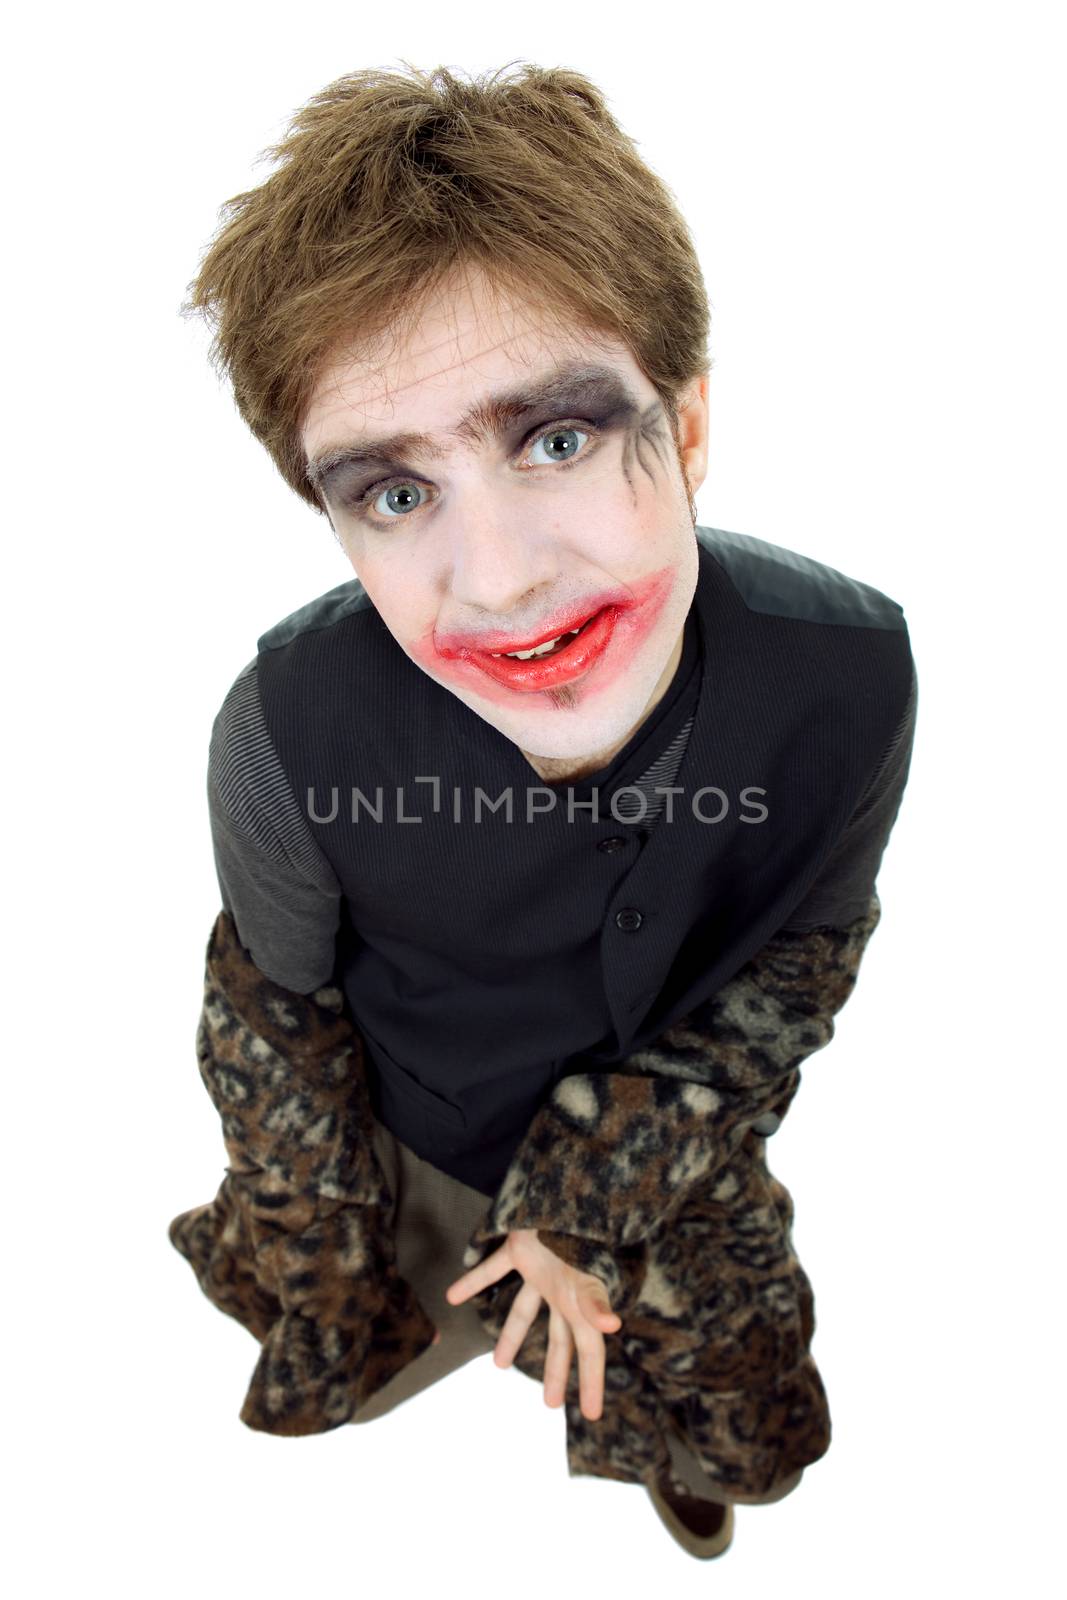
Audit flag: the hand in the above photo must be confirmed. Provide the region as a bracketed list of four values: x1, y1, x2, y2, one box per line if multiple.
[444, 1228, 621, 1421]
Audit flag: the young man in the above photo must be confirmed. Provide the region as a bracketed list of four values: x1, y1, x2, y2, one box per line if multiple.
[169, 61, 916, 1561]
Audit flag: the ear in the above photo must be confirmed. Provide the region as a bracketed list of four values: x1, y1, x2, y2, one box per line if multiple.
[674, 374, 710, 502]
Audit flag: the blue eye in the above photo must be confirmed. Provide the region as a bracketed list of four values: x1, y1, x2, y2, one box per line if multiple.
[372, 482, 427, 518]
[527, 426, 589, 466]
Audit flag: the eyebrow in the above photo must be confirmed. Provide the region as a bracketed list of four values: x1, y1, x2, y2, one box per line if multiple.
[304, 361, 640, 500]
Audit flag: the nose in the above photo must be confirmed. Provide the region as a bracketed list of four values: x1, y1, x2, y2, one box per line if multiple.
[444, 500, 562, 617]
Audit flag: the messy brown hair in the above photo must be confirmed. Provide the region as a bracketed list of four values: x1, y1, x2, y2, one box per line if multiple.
[181, 59, 712, 518]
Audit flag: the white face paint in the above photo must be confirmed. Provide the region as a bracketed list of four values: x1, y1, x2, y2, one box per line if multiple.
[302, 264, 708, 773]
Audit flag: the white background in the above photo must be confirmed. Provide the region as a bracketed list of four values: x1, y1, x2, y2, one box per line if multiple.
[5, 2, 1064, 1595]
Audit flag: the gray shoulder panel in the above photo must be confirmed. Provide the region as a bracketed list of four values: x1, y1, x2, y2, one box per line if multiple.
[208, 657, 340, 888]
[257, 575, 375, 653]
[696, 524, 906, 630]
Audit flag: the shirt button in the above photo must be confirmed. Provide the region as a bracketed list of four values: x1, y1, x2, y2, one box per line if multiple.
[598, 835, 628, 853]
[615, 907, 644, 931]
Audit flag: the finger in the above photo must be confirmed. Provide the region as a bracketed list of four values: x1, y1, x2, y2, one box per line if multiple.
[493, 1282, 542, 1369]
[444, 1242, 510, 1306]
[579, 1284, 621, 1333]
[570, 1321, 607, 1421]
[542, 1304, 574, 1409]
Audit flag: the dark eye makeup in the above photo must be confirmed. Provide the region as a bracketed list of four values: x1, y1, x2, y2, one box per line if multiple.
[340, 409, 628, 525]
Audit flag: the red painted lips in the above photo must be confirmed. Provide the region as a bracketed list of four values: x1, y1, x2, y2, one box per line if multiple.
[467, 606, 619, 692]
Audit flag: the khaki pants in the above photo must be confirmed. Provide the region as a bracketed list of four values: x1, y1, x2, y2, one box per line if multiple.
[350, 1116, 803, 1507]
[349, 1116, 498, 1424]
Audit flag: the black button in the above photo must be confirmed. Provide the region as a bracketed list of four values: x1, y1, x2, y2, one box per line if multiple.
[598, 836, 628, 853]
[615, 907, 644, 931]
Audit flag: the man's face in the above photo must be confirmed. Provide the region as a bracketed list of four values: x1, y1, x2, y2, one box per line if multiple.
[301, 266, 708, 763]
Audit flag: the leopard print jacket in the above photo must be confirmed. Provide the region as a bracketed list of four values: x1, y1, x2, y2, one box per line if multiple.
[169, 893, 882, 1502]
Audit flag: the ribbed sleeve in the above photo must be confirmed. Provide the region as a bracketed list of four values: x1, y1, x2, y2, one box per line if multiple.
[207, 659, 343, 993]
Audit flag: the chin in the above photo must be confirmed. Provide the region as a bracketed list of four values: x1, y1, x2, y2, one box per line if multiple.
[497, 669, 663, 759]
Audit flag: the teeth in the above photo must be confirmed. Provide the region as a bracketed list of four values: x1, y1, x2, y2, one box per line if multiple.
[491, 625, 582, 661]
[507, 635, 563, 660]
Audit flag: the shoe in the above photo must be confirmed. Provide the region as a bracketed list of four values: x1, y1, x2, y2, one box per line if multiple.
[646, 1467, 735, 1559]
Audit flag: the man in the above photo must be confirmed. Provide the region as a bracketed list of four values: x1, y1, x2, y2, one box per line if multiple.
[170, 61, 916, 1561]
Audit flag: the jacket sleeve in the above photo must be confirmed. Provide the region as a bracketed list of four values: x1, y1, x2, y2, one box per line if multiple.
[462, 893, 884, 1318]
[167, 909, 438, 1435]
